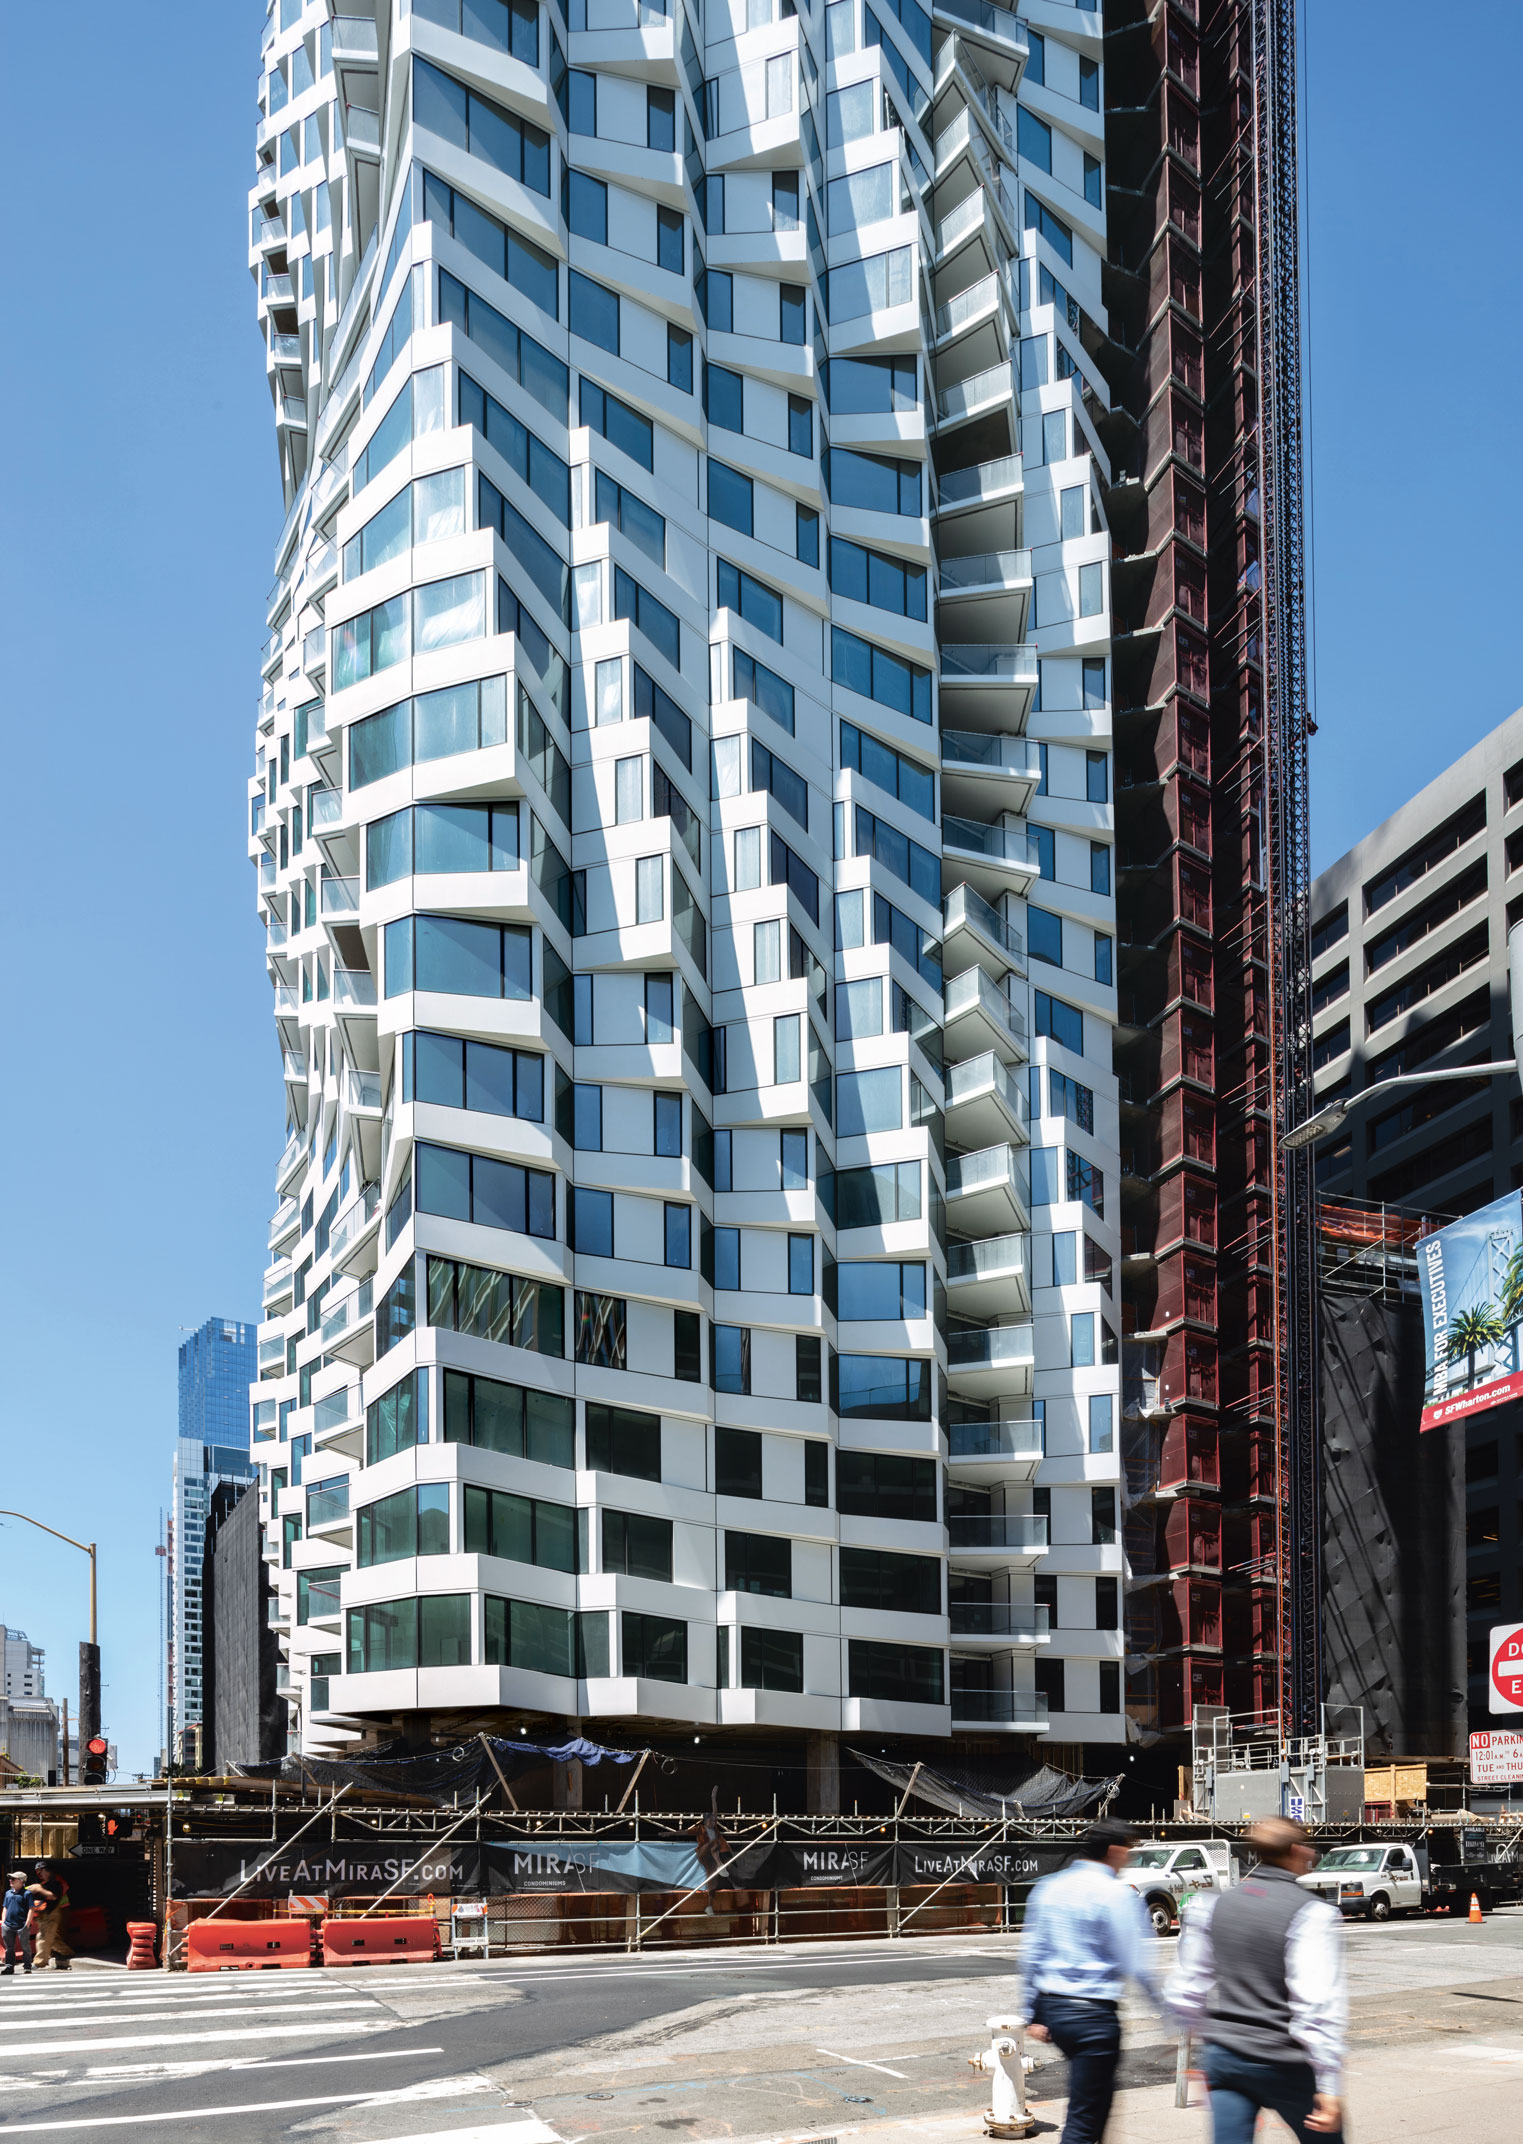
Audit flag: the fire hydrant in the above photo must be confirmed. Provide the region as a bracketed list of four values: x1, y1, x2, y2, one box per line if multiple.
[968, 2014, 1036, 2138]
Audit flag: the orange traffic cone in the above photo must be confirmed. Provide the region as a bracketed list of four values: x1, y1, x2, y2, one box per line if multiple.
[1469, 1893, 1485, 1924]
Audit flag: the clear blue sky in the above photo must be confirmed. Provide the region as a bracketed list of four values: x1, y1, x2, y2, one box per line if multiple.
[1, 3, 1518, 1776]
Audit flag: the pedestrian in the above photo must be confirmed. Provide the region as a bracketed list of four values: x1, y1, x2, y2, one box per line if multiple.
[1017, 1819, 1164, 2144]
[31, 1863, 72, 1972]
[1166, 1816, 1344, 2141]
[1, 1873, 35, 1976]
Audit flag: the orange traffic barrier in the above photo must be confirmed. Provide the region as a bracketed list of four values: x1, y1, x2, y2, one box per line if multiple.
[125, 1921, 159, 1970]
[322, 1915, 438, 1966]
[186, 1918, 312, 1971]
[1469, 1892, 1485, 1924]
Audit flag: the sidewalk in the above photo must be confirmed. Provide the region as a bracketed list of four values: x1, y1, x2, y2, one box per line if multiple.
[774, 2023, 1523, 2144]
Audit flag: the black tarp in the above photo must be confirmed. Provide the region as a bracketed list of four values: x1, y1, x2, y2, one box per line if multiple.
[229, 1735, 640, 1799]
[205, 1483, 283, 1771]
[852, 1749, 1121, 1820]
[1321, 1289, 1467, 1758]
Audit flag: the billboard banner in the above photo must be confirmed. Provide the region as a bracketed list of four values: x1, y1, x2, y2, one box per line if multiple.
[1418, 1192, 1523, 1428]
[1471, 1729, 1523, 1785]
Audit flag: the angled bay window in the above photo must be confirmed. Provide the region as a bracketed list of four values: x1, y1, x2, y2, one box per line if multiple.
[466, 1484, 576, 1571]
[332, 574, 487, 691]
[427, 1253, 565, 1355]
[595, 471, 665, 571]
[580, 378, 654, 472]
[732, 647, 794, 734]
[357, 1484, 451, 1566]
[831, 625, 932, 724]
[416, 1141, 556, 1240]
[622, 1611, 686, 1683]
[823, 355, 918, 414]
[384, 914, 532, 1000]
[570, 268, 620, 353]
[444, 1367, 574, 1467]
[725, 1531, 791, 1598]
[347, 1595, 472, 1672]
[707, 459, 753, 538]
[414, 0, 538, 62]
[602, 1508, 673, 1581]
[403, 1030, 545, 1124]
[848, 1637, 943, 1704]
[349, 677, 510, 788]
[460, 371, 570, 524]
[414, 60, 550, 196]
[586, 1401, 662, 1482]
[843, 802, 940, 908]
[829, 536, 927, 622]
[367, 801, 521, 888]
[479, 475, 570, 626]
[485, 1597, 592, 1677]
[741, 1627, 803, 1692]
[839, 721, 934, 820]
[437, 263, 566, 407]
[823, 446, 921, 518]
[342, 468, 466, 580]
[575, 1289, 627, 1369]
[840, 1546, 940, 1614]
[296, 1567, 343, 1624]
[833, 1352, 932, 1421]
[613, 567, 680, 671]
[717, 560, 783, 644]
[366, 1368, 429, 1465]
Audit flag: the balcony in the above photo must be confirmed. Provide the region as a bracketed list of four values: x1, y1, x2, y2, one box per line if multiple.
[321, 1277, 375, 1365]
[257, 1334, 287, 1373]
[260, 853, 278, 891]
[307, 1477, 352, 1532]
[943, 962, 1027, 1064]
[282, 1051, 307, 1087]
[345, 1068, 382, 1113]
[941, 643, 1038, 691]
[933, 0, 1031, 73]
[275, 1131, 306, 1195]
[936, 359, 1016, 429]
[262, 1256, 294, 1312]
[946, 1320, 1035, 1398]
[937, 549, 1033, 641]
[944, 1050, 1029, 1148]
[329, 1180, 382, 1275]
[269, 1196, 301, 1251]
[948, 1416, 1045, 1475]
[942, 881, 1024, 981]
[260, 270, 294, 307]
[948, 1511, 1048, 1557]
[332, 12, 379, 61]
[314, 1384, 365, 1457]
[949, 1602, 1050, 1641]
[946, 1232, 1030, 1316]
[334, 967, 377, 1008]
[272, 981, 298, 1017]
[942, 812, 1041, 894]
[932, 270, 1012, 367]
[945, 1141, 1030, 1233]
[949, 1687, 1048, 1729]
[936, 455, 1022, 514]
[943, 728, 1051, 810]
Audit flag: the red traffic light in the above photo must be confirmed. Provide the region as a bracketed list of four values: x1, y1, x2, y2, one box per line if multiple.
[86, 1738, 108, 1756]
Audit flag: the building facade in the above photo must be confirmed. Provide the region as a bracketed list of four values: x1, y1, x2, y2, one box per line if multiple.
[1310, 705, 1523, 1736]
[168, 1318, 259, 1765]
[1, 1627, 46, 1700]
[247, 0, 1124, 1786]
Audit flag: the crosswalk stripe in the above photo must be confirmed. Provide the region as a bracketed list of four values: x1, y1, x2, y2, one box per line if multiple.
[0, 2000, 381, 2028]
[0, 2019, 394, 2059]
[80, 2046, 444, 2083]
[0, 2069, 501, 2132]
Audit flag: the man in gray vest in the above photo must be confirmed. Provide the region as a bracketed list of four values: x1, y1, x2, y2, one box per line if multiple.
[1166, 1816, 1345, 2141]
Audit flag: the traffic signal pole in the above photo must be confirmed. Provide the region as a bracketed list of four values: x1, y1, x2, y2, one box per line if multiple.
[0, 1511, 99, 1747]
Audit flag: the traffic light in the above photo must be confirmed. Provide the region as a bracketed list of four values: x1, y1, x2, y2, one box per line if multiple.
[82, 1737, 109, 1787]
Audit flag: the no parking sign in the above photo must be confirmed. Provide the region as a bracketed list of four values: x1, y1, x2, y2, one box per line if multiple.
[1490, 1622, 1523, 1715]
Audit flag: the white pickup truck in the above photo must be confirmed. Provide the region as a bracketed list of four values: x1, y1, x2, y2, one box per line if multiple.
[1121, 1840, 1236, 1935]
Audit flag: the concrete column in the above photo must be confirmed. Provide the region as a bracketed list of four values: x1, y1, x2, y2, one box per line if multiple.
[806, 1731, 840, 1814]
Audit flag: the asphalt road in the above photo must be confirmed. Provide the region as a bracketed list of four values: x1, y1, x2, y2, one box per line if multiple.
[3, 1914, 1523, 2142]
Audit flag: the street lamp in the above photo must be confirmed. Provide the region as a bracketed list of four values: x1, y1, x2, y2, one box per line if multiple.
[0, 1511, 100, 1752]
[1284, 921, 1523, 1153]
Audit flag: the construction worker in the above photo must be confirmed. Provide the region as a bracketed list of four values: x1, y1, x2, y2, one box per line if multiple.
[1017, 1819, 1165, 2144]
[1166, 1816, 1345, 2141]
[30, 1864, 72, 1972]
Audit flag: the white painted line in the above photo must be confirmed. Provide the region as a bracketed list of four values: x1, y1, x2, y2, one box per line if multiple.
[1456, 2045, 1523, 2063]
[815, 2046, 908, 2079]
[0, 2070, 500, 2131]
[371, 2126, 561, 2144]
[0, 2019, 394, 2059]
[0, 2000, 381, 2031]
[83, 2046, 445, 2082]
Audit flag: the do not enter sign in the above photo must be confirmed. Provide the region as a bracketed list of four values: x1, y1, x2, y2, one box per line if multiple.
[1490, 1622, 1523, 1714]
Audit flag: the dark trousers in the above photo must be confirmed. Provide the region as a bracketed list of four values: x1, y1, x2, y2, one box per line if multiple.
[2, 1923, 33, 1970]
[1032, 1993, 1123, 2144]
[1203, 2043, 1333, 2144]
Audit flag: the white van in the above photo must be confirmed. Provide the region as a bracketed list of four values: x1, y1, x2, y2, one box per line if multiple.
[1120, 1840, 1236, 1934]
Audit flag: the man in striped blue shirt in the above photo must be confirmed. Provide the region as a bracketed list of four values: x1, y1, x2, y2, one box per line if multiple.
[1019, 1820, 1165, 2144]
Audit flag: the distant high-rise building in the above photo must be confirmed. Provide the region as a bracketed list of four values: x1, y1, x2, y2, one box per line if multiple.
[1, 1627, 46, 1699]
[168, 1319, 258, 1765]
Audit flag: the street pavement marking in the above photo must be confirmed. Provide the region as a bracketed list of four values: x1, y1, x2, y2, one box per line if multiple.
[0, 2000, 382, 2033]
[0, 2069, 499, 2131]
[369, 2126, 562, 2144]
[815, 2048, 908, 2079]
[0, 2018, 394, 2059]
[1455, 2044, 1523, 2062]
[81, 2045, 445, 2082]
